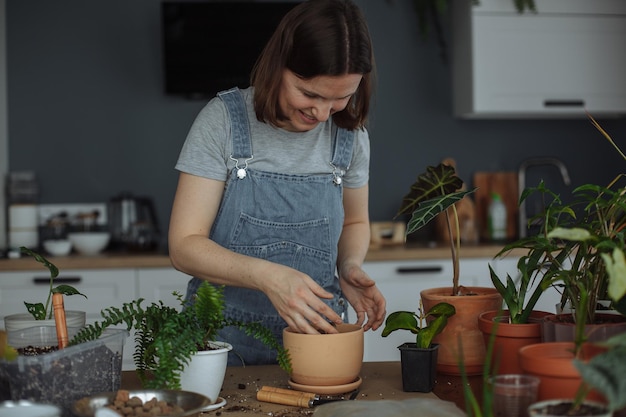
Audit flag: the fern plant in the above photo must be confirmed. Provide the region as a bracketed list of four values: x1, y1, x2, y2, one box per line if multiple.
[71, 281, 290, 389]
[396, 163, 477, 295]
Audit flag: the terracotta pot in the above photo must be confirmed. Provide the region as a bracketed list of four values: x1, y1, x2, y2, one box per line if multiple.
[282, 323, 363, 386]
[397, 343, 438, 393]
[180, 342, 232, 405]
[542, 313, 626, 343]
[519, 342, 606, 403]
[528, 399, 611, 417]
[478, 310, 552, 375]
[420, 287, 502, 375]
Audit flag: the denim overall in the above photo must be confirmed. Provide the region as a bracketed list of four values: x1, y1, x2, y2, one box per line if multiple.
[185, 88, 354, 366]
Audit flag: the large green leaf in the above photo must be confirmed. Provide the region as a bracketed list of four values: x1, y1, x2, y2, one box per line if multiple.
[52, 285, 87, 298]
[381, 311, 418, 337]
[405, 189, 477, 235]
[574, 346, 626, 411]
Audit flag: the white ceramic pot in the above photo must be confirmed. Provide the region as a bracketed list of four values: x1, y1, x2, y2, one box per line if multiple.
[180, 342, 232, 406]
[4, 311, 86, 334]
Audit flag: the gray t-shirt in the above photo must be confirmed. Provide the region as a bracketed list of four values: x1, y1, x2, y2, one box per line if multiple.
[175, 87, 370, 188]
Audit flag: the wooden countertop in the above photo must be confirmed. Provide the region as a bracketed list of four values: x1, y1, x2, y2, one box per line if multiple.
[121, 362, 481, 417]
[0, 243, 522, 271]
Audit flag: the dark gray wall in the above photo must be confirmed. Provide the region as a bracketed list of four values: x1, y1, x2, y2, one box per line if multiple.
[7, 0, 626, 250]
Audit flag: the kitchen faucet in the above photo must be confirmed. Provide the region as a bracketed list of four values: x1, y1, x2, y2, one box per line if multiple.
[518, 157, 572, 238]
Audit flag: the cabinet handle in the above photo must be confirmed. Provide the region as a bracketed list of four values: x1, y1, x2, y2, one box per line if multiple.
[543, 100, 584, 108]
[396, 266, 443, 274]
[33, 276, 82, 285]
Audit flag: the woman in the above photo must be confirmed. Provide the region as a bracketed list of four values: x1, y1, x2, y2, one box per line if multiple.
[169, 0, 386, 366]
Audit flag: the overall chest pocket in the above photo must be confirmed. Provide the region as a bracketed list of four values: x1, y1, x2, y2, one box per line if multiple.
[229, 213, 335, 286]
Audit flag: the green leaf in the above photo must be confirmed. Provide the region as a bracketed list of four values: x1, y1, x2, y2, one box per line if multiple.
[405, 189, 477, 235]
[574, 346, 626, 411]
[547, 227, 592, 242]
[425, 302, 456, 318]
[24, 302, 46, 320]
[601, 249, 626, 302]
[416, 314, 448, 348]
[381, 311, 418, 337]
[20, 247, 59, 278]
[52, 285, 87, 298]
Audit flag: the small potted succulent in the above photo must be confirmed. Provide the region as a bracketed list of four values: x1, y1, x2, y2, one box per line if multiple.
[382, 301, 455, 392]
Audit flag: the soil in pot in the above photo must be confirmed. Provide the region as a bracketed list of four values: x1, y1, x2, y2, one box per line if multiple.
[528, 399, 611, 417]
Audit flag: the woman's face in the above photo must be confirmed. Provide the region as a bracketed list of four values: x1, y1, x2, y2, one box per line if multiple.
[277, 70, 363, 132]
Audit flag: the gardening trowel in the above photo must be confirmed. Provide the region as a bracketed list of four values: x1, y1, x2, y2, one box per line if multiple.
[256, 386, 358, 408]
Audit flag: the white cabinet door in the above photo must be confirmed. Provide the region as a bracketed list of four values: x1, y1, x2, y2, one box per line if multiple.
[452, 0, 626, 118]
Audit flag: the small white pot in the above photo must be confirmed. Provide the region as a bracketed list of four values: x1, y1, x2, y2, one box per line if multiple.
[180, 342, 232, 405]
[4, 311, 86, 334]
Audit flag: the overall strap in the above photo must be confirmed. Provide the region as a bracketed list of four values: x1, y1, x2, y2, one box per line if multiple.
[331, 127, 355, 171]
[330, 127, 355, 185]
[217, 88, 253, 159]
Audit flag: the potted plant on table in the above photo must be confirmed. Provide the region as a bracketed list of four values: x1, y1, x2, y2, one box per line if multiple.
[510, 115, 626, 402]
[3, 247, 87, 333]
[71, 280, 290, 405]
[396, 162, 502, 375]
[381, 301, 456, 392]
[477, 253, 554, 375]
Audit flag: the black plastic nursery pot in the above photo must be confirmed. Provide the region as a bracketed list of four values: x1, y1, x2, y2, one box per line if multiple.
[398, 343, 439, 393]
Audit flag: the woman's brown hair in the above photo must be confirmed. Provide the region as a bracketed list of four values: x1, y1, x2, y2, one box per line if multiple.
[250, 0, 375, 130]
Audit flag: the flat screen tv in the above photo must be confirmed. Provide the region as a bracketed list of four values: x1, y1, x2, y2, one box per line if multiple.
[161, 1, 300, 99]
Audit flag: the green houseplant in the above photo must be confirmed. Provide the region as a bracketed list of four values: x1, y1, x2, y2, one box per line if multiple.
[396, 163, 502, 375]
[382, 301, 455, 392]
[3, 247, 87, 333]
[71, 281, 290, 391]
[496, 116, 626, 357]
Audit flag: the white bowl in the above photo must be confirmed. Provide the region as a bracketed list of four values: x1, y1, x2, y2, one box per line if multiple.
[68, 232, 110, 255]
[42, 239, 72, 256]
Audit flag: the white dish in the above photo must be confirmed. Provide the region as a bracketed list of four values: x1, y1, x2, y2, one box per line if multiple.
[43, 239, 72, 256]
[202, 397, 226, 411]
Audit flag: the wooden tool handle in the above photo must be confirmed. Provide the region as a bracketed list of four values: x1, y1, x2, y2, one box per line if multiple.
[259, 386, 316, 399]
[52, 293, 69, 349]
[256, 390, 312, 408]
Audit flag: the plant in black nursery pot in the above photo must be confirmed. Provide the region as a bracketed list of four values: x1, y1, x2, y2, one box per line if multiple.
[382, 301, 455, 392]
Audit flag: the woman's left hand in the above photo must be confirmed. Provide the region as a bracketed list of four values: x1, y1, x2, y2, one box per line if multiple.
[338, 263, 386, 331]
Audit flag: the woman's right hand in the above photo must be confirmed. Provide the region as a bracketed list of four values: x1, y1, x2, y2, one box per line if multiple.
[260, 265, 343, 335]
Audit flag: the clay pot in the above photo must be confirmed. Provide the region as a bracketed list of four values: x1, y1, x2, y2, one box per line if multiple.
[420, 287, 503, 375]
[282, 323, 363, 386]
[519, 342, 606, 403]
[478, 310, 552, 375]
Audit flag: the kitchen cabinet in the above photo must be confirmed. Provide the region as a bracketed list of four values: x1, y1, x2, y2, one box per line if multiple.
[349, 258, 497, 362]
[452, 0, 626, 118]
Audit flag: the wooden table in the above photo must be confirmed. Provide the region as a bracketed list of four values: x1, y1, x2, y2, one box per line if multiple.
[121, 362, 481, 417]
